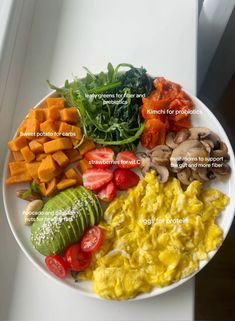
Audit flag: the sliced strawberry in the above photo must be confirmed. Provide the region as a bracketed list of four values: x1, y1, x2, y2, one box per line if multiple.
[116, 151, 140, 169]
[83, 169, 113, 191]
[84, 147, 114, 169]
[113, 168, 140, 190]
[98, 181, 116, 202]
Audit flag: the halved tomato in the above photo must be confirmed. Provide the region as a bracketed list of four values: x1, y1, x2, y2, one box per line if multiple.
[81, 226, 104, 253]
[65, 243, 92, 271]
[45, 255, 68, 279]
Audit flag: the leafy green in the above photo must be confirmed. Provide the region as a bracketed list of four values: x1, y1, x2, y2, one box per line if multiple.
[22, 181, 39, 200]
[48, 63, 153, 150]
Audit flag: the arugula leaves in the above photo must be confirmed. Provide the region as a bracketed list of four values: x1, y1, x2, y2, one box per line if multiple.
[48, 63, 153, 150]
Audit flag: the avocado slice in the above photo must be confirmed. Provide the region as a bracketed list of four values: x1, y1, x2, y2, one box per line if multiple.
[79, 187, 102, 225]
[31, 186, 103, 256]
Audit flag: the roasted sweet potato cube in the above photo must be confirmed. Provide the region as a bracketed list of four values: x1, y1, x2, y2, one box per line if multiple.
[45, 106, 61, 121]
[28, 108, 45, 122]
[78, 140, 95, 155]
[36, 153, 47, 161]
[40, 120, 58, 138]
[57, 178, 77, 190]
[64, 149, 82, 163]
[8, 136, 28, 151]
[26, 162, 40, 180]
[36, 136, 49, 144]
[46, 178, 57, 196]
[9, 161, 26, 176]
[65, 167, 82, 185]
[38, 182, 47, 196]
[60, 107, 78, 124]
[71, 126, 82, 140]
[46, 97, 64, 109]
[12, 151, 24, 161]
[29, 140, 44, 154]
[21, 146, 35, 163]
[25, 119, 40, 139]
[77, 158, 93, 174]
[16, 119, 28, 135]
[6, 173, 32, 185]
[44, 138, 73, 153]
[52, 151, 69, 167]
[58, 122, 72, 136]
[38, 155, 57, 182]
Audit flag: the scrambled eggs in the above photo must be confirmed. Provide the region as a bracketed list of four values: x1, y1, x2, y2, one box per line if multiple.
[79, 171, 229, 300]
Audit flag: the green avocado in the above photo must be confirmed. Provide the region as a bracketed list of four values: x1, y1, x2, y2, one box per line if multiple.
[31, 186, 103, 256]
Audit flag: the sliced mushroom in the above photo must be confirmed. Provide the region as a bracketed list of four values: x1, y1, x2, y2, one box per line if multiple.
[150, 145, 172, 166]
[154, 164, 169, 183]
[177, 168, 192, 185]
[201, 139, 214, 153]
[174, 129, 190, 144]
[197, 168, 210, 181]
[166, 132, 178, 149]
[212, 163, 231, 176]
[191, 170, 203, 181]
[188, 127, 211, 140]
[170, 140, 209, 168]
[136, 152, 151, 175]
[207, 132, 221, 149]
[211, 141, 228, 158]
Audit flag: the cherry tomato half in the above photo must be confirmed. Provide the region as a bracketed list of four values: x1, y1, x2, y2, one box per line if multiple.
[81, 226, 104, 253]
[65, 243, 92, 271]
[45, 255, 68, 279]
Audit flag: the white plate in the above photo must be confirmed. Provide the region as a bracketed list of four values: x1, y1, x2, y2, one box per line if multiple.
[3, 90, 235, 301]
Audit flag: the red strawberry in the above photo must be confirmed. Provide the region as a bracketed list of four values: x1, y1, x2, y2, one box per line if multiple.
[83, 169, 113, 191]
[116, 151, 140, 169]
[98, 181, 116, 202]
[113, 168, 140, 190]
[84, 147, 114, 169]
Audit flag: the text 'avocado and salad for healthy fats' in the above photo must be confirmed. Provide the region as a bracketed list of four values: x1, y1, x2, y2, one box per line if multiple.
[6, 63, 231, 300]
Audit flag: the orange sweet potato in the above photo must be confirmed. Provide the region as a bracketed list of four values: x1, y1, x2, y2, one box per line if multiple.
[58, 122, 72, 136]
[64, 149, 82, 163]
[46, 97, 64, 109]
[26, 162, 41, 180]
[38, 155, 57, 182]
[60, 107, 78, 124]
[21, 145, 35, 163]
[38, 182, 47, 196]
[25, 119, 40, 139]
[44, 138, 73, 154]
[77, 158, 93, 174]
[6, 173, 32, 185]
[65, 168, 82, 185]
[52, 151, 69, 167]
[36, 137, 49, 144]
[8, 136, 28, 152]
[29, 140, 44, 154]
[12, 151, 24, 161]
[57, 178, 77, 190]
[71, 126, 82, 140]
[78, 140, 95, 155]
[40, 120, 58, 138]
[9, 161, 26, 176]
[28, 108, 45, 122]
[36, 153, 47, 161]
[16, 119, 28, 135]
[46, 178, 57, 196]
[45, 106, 61, 121]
